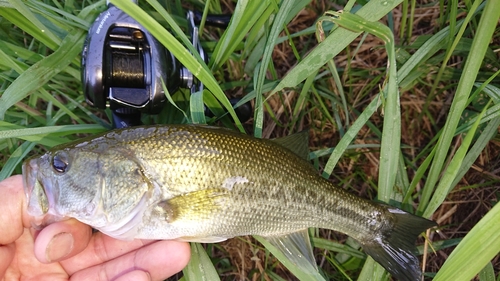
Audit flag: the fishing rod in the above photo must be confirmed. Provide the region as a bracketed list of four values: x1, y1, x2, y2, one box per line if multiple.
[81, 1, 251, 128]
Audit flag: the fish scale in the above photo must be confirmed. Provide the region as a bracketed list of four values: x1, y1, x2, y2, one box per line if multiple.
[23, 124, 436, 281]
[120, 125, 391, 240]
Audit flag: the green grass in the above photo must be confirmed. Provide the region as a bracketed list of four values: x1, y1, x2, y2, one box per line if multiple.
[1, 0, 500, 280]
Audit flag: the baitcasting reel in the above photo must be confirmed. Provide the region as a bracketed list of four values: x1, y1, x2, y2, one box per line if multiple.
[81, 1, 249, 128]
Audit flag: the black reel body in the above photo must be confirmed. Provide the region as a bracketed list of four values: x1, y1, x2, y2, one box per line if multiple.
[82, 5, 179, 115]
[82, 4, 251, 128]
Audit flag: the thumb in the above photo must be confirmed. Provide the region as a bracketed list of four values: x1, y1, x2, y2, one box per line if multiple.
[0, 175, 29, 245]
[0, 243, 15, 278]
[0, 175, 25, 278]
[34, 219, 92, 263]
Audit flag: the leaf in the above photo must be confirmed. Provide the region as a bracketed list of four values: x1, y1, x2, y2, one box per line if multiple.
[270, 0, 403, 95]
[0, 122, 106, 146]
[210, 0, 271, 70]
[183, 243, 221, 281]
[419, 0, 500, 215]
[479, 263, 495, 281]
[0, 141, 35, 180]
[190, 90, 207, 124]
[253, 0, 309, 137]
[0, 30, 85, 119]
[433, 201, 500, 281]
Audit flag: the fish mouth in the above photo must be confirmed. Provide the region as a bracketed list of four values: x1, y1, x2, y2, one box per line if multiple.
[22, 158, 64, 229]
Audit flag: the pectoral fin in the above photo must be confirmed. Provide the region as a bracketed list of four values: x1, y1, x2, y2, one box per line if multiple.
[256, 229, 325, 281]
[159, 188, 229, 223]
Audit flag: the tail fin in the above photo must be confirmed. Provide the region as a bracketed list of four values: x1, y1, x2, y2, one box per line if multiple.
[362, 207, 436, 281]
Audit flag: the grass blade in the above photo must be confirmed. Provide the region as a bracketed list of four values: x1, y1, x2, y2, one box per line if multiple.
[210, 0, 270, 70]
[419, 0, 500, 215]
[254, 0, 301, 137]
[270, 0, 403, 95]
[422, 99, 490, 217]
[0, 141, 35, 180]
[183, 243, 221, 281]
[479, 263, 496, 281]
[326, 10, 400, 203]
[190, 90, 207, 124]
[433, 200, 500, 281]
[0, 3, 60, 50]
[0, 30, 85, 119]
[0, 122, 106, 145]
[322, 98, 379, 178]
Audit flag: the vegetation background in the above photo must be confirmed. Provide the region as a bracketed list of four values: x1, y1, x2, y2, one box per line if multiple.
[0, 0, 499, 280]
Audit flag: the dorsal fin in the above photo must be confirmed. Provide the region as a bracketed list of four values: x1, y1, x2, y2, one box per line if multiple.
[271, 130, 310, 160]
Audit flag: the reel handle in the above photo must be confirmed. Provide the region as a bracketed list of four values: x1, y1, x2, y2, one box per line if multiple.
[192, 10, 232, 28]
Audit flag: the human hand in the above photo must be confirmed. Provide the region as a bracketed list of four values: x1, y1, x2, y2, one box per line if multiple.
[0, 175, 190, 281]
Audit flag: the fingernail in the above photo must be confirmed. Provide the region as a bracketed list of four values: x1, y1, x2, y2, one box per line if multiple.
[46, 232, 74, 262]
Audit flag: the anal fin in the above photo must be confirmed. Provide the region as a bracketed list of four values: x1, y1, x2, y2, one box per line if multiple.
[176, 236, 228, 243]
[256, 229, 325, 281]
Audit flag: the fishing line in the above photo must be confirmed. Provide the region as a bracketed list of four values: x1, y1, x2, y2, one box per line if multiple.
[109, 51, 145, 88]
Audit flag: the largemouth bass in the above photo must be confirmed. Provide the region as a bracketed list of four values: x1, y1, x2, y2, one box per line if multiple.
[23, 124, 435, 281]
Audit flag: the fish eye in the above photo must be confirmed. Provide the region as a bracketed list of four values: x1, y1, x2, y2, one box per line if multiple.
[52, 152, 69, 173]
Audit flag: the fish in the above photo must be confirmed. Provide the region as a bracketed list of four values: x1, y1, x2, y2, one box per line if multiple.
[22, 124, 436, 281]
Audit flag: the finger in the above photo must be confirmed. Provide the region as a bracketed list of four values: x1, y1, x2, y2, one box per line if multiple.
[61, 232, 154, 274]
[34, 219, 92, 263]
[11, 228, 69, 281]
[0, 175, 31, 245]
[69, 240, 190, 281]
[113, 270, 151, 281]
[0, 243, 15, 278]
